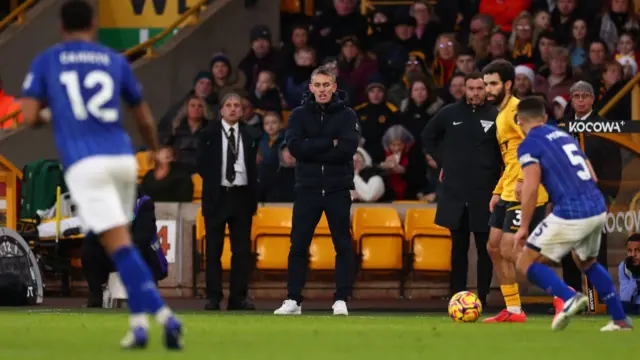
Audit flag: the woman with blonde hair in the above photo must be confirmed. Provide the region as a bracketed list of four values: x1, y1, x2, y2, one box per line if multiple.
[509, 12, 536, 65]
[431, 33, 458, 87]
[163, 95, 213, 172]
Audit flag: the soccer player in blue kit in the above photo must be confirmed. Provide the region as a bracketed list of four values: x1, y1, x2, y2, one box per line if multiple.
[19, 0, 183, 349]
[512, 96, 633, 332]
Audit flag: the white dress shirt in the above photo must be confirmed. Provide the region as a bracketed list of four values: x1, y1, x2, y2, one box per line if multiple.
[220, 120, 247, 187]
[575, 110, 592, 121]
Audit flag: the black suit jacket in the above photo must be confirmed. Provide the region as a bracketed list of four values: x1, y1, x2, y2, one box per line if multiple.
[583, 113, 622, 202]
[196, 120, 259, 216]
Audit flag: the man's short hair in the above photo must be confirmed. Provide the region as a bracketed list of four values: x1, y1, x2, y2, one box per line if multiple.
[61, 0, 93, 32]
[628, 233, 640, 244]
[464, 71, 484, 82]
[482, 59, 515, 85]
[517, 96, 546, 121]
[220, 92, 242, 107]
[570, 81, 594, 96]
[310, 65, 336, 83]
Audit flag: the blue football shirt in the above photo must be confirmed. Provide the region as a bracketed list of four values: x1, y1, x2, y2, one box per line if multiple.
[517, 124, 607, 220]
[21, 40, 143, 168]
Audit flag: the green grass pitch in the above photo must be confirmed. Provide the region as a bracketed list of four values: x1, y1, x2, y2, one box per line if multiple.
[0, 310, 636, 359]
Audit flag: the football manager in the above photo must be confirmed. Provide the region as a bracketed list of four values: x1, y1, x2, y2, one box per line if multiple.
[273, 65, 360, 316]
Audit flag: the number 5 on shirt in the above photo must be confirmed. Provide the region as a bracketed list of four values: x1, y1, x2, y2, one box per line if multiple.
[562, 143, 592, 181]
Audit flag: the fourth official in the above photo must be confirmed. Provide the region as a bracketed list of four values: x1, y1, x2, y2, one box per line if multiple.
[421, 72, 502, 305]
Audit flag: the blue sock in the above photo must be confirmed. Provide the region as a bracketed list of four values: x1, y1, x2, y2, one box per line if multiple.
[526, 263, 576, 301]
[584, 263, 626, 321]
[112, 246, 166, 315]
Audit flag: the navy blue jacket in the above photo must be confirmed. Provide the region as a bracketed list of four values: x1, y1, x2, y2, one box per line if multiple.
[285, 92, 360, 195]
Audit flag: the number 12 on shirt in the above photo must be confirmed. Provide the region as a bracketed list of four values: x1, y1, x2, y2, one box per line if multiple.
[59, 69, 117, 122]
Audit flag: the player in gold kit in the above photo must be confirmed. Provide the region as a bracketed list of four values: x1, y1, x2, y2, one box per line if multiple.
[482, 60, 550, 323]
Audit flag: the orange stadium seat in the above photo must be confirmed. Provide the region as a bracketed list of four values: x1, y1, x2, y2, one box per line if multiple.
[352, 207, 404, 270]
[309, 213, 336, 270]
[136, 151, 154, 180]
[195, 208, 233, 270]
[253, 207, 292, 270]
[404, 208, 451, 272]
[192, 174, 202, 202]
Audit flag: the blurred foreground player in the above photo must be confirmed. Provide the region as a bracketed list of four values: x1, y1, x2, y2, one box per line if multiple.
[513, 97, 632, 332]
[19, 0, 182, 349]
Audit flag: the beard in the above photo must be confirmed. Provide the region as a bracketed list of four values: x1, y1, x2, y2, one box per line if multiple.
[489, 87, 506, 105]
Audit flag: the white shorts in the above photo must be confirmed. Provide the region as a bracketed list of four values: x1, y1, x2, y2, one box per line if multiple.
[526, 212, 606, 263]
[64, 155, 138, 234]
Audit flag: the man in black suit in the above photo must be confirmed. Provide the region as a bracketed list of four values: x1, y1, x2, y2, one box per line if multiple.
[196, 93, 258, 311]
[421, 72, 502, 305]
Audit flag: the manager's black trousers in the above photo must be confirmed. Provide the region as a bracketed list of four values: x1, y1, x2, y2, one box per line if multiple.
[449, 207, 492, 304]
[287, 189, 354, 303]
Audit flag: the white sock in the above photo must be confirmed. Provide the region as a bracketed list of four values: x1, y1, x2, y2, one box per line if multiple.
[155, 306, 173, 326]
[130, 313, 150, 329]
[507, 306, 522, 314]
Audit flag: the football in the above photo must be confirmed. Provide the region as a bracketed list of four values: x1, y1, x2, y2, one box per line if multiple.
[448, 291, 483, 323]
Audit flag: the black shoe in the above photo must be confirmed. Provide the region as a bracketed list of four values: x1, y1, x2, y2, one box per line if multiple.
[204, 299, 221, 311]
[227, 299, 256, 311]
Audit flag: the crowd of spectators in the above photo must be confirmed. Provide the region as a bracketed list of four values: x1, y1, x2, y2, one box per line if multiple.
[140, 0, 637, 205]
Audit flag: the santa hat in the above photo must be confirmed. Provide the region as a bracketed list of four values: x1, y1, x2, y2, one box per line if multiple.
[515, 65, 535, 84]
[355, 147, 372, 167]
[552, 95, 569, 109]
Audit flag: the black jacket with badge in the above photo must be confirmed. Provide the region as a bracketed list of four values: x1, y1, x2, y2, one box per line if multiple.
[354, 101, 398, 163]
[421, 99, 502, 232]
[285, 92, 360, 195]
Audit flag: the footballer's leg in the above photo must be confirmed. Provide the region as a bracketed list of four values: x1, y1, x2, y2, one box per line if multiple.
[110, 156, 183, 349]
[516, 214, 587, 331]
[573, 214, 632, 332]
[484, 202, 526, 323]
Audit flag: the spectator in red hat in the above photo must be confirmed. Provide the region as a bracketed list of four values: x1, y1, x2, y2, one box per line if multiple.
[514, 65, 535, 97]
[551, 95, 569, 123]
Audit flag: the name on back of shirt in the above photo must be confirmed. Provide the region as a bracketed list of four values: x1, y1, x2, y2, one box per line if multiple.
[59, 51, 110, 66]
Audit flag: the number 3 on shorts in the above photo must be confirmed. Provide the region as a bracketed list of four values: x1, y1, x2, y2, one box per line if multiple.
[513, 210, 521, 227]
